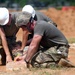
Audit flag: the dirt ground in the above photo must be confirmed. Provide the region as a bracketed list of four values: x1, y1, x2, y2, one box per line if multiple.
[40, 8, 75, 38]
[0, 8, 75, 75]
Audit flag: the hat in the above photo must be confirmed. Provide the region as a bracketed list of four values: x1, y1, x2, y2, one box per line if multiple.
[22, 5, 35, 18]
[16, 12, 32, 27]
[0, 8, 9, 25]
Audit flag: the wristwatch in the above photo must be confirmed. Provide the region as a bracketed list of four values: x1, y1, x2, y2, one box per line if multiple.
[25, 60, 30, 64]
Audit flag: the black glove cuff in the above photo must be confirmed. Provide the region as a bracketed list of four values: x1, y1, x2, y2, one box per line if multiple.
[25, 60, 30, 64]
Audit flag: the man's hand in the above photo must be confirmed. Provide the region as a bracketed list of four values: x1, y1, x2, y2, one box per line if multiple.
[6, 55, 13, 63]
[14, 55, 31, 68]
[14, 55, 26, 61]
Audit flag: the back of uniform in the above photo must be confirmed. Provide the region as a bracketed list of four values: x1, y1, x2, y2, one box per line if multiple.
[28, 11, 57, 41]
[34, 11, 57, 27]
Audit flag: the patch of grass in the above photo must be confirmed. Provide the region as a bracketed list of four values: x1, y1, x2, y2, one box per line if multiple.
[56, 6, 62, 10]
[67, 38, 75, 43]
[46, 64, 65, 70]
[39, 71, 52, 75]
[30, 64, 65, 71]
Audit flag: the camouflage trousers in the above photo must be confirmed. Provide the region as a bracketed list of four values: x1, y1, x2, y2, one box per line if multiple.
[31, 45, 69, 68]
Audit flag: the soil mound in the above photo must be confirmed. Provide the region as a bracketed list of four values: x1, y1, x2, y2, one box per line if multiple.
[40, 8, 75, 38]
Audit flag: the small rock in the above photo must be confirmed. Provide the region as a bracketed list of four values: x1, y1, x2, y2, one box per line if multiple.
[6, 61, 26, 71]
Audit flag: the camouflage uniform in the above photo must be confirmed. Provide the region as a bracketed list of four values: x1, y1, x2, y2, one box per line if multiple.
[31, 45, 69, 68]
[16, 12, 71, 68]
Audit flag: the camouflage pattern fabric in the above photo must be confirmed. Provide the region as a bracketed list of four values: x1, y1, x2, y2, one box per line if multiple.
[12, 50, 23, 57]
[31, 45, 69, 68]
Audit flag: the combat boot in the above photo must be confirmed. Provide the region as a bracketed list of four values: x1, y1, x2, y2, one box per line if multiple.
[58, 58, 75, 67]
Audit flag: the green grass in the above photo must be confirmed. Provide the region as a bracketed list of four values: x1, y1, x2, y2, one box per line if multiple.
[28, 65, 67, 75]
[56, 6, 62, 10]
[67, 38, 75, 43]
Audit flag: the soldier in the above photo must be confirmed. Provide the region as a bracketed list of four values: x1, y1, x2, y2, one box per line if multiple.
[15, 12, 71, 68]
[0, 8, 21, 65]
